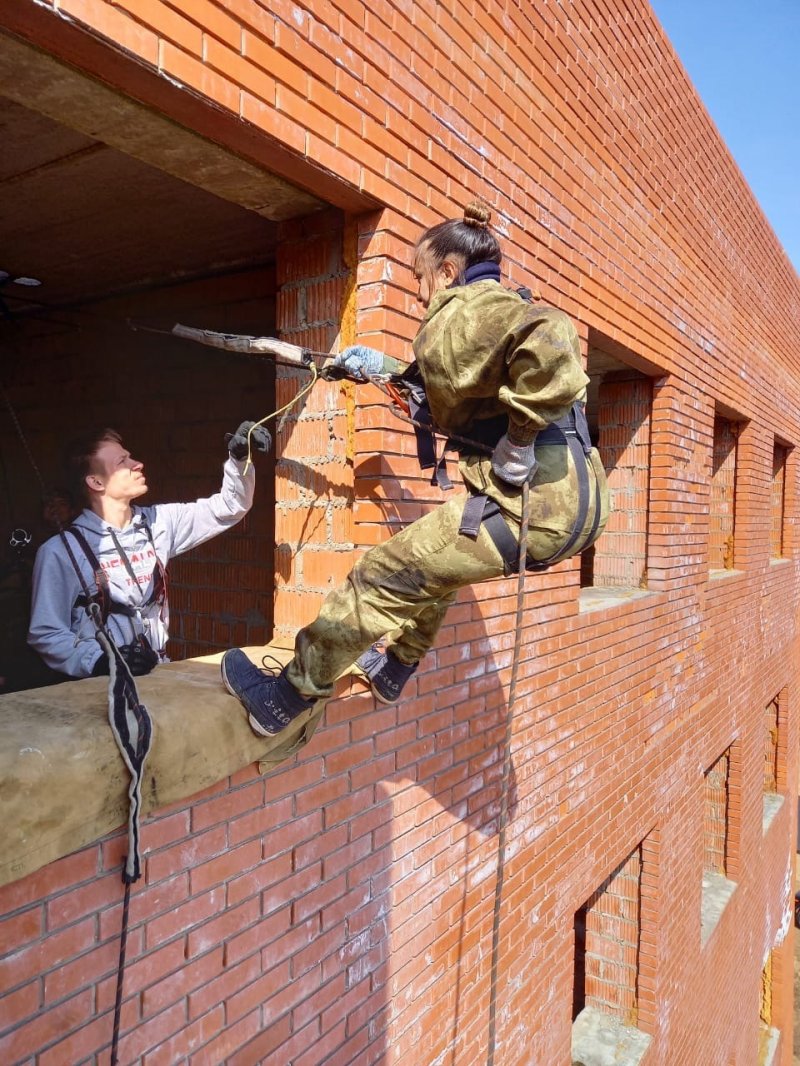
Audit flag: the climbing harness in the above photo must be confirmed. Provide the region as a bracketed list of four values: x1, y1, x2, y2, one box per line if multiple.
[67, 520, 167, 629]
[458, 403, 605, 575]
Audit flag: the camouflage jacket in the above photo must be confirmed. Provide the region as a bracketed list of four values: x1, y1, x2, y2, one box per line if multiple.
[410, 280, 590, 516]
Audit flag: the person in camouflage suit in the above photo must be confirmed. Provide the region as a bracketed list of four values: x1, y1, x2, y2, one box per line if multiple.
[221, 201, 609, 736]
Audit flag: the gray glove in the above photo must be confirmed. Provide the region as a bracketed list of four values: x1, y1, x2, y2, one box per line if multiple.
[333, 345, 386, 380]
[491, 433, 538, 487]
[226, 421, 272, 461]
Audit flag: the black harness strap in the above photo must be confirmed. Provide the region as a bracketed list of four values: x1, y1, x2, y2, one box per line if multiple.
[69, 521, 166, 624]
[459, 492, 489, 538]
[400, 365, 454, 490]
[460, 403, 603, 576]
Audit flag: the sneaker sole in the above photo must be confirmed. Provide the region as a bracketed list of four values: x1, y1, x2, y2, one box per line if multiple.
[221, 655, 275, 737]
[367, 680, 398, 706]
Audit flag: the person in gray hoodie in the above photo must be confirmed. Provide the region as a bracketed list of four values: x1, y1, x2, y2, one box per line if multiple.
[28, 422, 268, 679]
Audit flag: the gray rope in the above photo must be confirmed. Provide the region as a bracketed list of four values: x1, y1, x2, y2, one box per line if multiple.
[486, 478, 531, 1066]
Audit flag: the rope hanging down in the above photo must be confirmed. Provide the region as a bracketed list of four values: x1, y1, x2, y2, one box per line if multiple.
[486, 478, 531, 1066]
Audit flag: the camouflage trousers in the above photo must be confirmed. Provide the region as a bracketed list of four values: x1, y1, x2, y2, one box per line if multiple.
[285, 436, 608, 699]
[286, 493, 516, 699]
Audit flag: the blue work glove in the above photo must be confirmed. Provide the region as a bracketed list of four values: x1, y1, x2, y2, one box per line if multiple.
[491, 433, 539, 487]
[226, 421, 272, 461]
[333, 345, 386, 380]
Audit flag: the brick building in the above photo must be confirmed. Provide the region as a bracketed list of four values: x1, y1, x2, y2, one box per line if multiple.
[0, 1, 798, 1064]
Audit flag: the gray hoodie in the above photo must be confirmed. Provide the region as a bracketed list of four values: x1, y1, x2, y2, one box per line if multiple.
[28, 457, 254, 678]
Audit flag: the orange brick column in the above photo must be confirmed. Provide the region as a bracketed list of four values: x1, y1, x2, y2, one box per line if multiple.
[272, 209, 356, 638]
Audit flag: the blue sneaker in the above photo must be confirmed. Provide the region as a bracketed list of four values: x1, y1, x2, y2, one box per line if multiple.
[221, 649, 315, 736]
[355, 645, 418, 704]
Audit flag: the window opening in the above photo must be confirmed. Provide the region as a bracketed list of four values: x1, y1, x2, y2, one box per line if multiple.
[572, 844, 651, 1065]
[582, 344, 654, 593]
[709, 416, 739, 571]
[770, 442, 788, 559]
[701, 746, 738, 943]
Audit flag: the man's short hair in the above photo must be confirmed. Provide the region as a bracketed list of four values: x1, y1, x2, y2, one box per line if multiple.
[66, 428, 123, 506]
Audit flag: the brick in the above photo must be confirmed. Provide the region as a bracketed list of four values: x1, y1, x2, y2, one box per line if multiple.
[0, 850, 98, 915]
[143, 1004, 225, 1066]
[0, 988, 93, 1063]
[188, 1008, 261, 1065]
[107, 938, 186, 1000]
[158, 41, 239, 112]
[115, 0, 203, 53]
[226, 1013, 292, 1066]
[36, 1013, 111, 1066]
[185, 897, 260, 960]
[146, 826, 227, 885]
[0, 918, 96, 993]
[0, 979, 40, 1033]
[43, 937, 120, 1005]
[145, 887, 225, 951]
[189, 839, 263, 894]
[118, 1000, 188, 1062]
[0, 907, 42, 953]
[45, 871, 121, 930]
[141, 946, 224, 1018]
[58, 0, 159, 62]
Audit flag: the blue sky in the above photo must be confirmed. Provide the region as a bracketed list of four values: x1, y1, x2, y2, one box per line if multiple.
[649, 0, 800, 276]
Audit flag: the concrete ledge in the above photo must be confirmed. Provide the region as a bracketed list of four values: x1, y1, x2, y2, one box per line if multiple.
[0, 646, 335, 888]
[708, 567, 745, 582]
[571, 1006, 652, 1066]
[700, 870, 737, 945]
[758, 1025, 780, 1066]
[762, 793, 784, 834]
[578, 587, 655, 615]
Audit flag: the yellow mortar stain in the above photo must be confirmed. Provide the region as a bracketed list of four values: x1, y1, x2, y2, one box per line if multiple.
[760, 951, 772, 1027]
[722, 533, 735, 570]
[340, 214, 358, 463]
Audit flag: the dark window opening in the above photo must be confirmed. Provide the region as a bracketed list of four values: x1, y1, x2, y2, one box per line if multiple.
[0, 97, 279, 692]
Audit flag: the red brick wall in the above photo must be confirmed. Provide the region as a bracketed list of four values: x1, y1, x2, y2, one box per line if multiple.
[2, 1, 800, 1065]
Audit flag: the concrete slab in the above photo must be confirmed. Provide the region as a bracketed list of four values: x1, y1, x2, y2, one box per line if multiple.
[572, 1006, 651, 1066]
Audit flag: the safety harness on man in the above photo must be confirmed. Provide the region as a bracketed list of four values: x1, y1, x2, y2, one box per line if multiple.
[68, 519, 167, 632]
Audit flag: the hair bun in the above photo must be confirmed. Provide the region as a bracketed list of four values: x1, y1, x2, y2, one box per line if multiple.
[463, 200, 491, 230]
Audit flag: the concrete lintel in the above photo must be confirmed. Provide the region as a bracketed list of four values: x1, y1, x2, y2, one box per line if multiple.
[758, 1025, 780, 1066]
[0, 6, 379, 217]
[0, 30, 320, 223]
